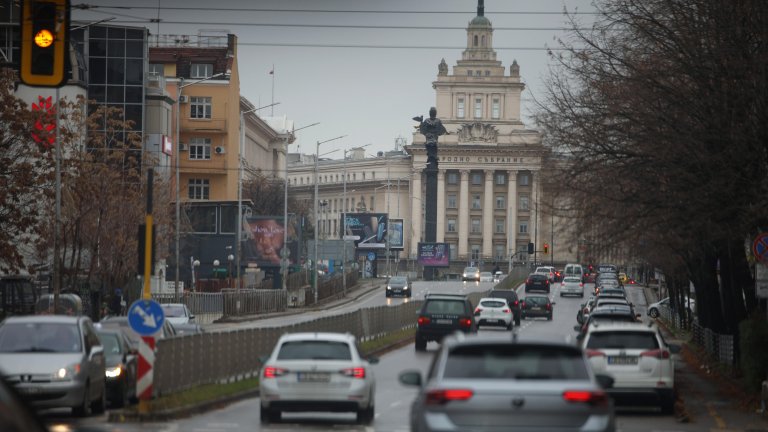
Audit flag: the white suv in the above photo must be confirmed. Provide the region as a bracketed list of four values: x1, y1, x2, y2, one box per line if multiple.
[534, 266, 555, 282]
[582, 323, 679, 414]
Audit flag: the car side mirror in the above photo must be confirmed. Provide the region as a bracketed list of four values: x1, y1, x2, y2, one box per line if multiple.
[595, 374, 614, 389]
[551, 302, 556, 305]
[398, 370, 422, 387]
[367, 356, 380, 365]
[90, 345, 104, 357]
[189, 314, 195, 321]
[669, 344, 682, 354]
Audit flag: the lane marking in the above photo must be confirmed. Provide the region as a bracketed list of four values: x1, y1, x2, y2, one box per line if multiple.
[705, 402, 727, 429]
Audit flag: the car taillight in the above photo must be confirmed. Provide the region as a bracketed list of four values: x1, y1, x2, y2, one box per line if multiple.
[526, 278, 531, 284]
[640, 349, 670, 359]
[545, 303, 552, 310]
[521, 301, 526, 308]
[502, 308, 511, 314]
[418, 316, 431, 326]
[545, 280, 550, 285]
[563, 390, 609, 406]
[561, 282, 565, 286]
[586, 349, 606, 358]
[426, 389, 474, 405]
[263, 366, 288, 378]
[579, 283, 584, 287]
[459, 318, 472, 328]
[513, 300, 519, 306]
[341, 367, 366, 379]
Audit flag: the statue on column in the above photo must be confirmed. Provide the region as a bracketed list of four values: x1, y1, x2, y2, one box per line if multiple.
[413, 106, 448, 169]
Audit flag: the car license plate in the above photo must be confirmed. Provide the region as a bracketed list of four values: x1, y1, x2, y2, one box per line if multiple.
[19, 386, 39, 394]
[608, 356, 638, 365]
[297, 372, 330, 382]
[531, 307, 541, 311]
[435, 319, 453, 325]
[485, 319, 498, 323]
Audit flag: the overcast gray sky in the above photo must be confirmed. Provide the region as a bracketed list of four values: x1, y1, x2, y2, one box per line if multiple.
[73, 0, 596, 158]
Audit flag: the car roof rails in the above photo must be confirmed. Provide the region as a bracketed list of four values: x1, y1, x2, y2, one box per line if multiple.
[425, 293, 467, 299]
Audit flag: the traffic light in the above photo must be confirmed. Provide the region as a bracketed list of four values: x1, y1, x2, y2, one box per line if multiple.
[543, 243, 549, 254]
[21, 0, 69, 87]
[527, 242, 534, 254]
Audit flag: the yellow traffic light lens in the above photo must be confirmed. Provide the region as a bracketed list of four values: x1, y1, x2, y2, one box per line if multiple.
[34, 29, 54, 48]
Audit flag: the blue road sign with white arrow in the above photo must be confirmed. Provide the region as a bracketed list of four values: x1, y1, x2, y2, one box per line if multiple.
[128, 299, 165, 336]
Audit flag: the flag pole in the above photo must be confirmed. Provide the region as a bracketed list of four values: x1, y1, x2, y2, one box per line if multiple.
[270, 64, 275, 116]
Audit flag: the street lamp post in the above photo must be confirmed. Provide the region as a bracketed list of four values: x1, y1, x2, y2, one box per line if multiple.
[191, 258, 200, 292]
[175, 71, 228, 301]
[342, 144, 371, 297]
[227, 254, 234, 288]
[282, 122, 320, 292]
[313, 135, 346, 304]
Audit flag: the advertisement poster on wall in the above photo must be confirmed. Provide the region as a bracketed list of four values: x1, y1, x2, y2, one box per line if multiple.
[243, 216, 298, 268]
[341, 213, 388, 249]
[417, 242, 450, 267]
[388, 218, 404, 250]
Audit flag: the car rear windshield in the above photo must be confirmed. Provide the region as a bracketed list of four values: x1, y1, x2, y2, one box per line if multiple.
[277, 340, 352, 360]
[586, 331, 660, 350]
[524, 297, 549, 305]
[425, 300, 467, 315]
[161, 304, 186, 317]
[0, 322, 81, 353]
[480, 300, 506, 308]
[563, 277, 581, 283]
[443, 344, 589, 380]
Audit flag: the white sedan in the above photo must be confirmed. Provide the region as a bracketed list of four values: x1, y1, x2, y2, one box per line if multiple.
[259, 332, 377, 424]
[479, 272, 495, 282]
[474, 297, 513, 330]
[160, 303, 194, 326]
[560, 276, 585, 297]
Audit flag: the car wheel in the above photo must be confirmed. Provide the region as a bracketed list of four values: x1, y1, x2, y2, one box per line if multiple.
[547, 314, 553, 321]
[92, 382, 106, 414]
[649, 308, 660, 318]
[357, 402, 375, 424]
[73, 382, 91, 417]
[506, 321, 513, 330]
[660, 392, 676, 415]
[260, 406, 280, 423]
[415, 335, 427, 351]
[515, 316, 521, 326]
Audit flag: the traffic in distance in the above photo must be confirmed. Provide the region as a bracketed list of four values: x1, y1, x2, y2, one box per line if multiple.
[0, 263, 696, 432]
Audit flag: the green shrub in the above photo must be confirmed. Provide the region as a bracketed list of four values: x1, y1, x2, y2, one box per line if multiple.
[738, 312, 768, 391]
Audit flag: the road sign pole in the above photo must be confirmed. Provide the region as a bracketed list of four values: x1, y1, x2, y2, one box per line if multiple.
[128, 298, 164, 414]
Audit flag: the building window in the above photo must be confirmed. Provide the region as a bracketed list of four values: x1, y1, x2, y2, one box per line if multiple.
[495, 173, 506, 185]
[148, 63, 164, 76]
[472, 194, 481, 209]
[220, 205, 237, 234]
[519, 174, 530, 186]
[447, 172, 458, 185]
[485, 70, 491, 76]
[496, 195, 505, 209]
[481, 35, 486, 47]
[370, 196, 374, 211]
[519, 221, 528, 234]
[449, 243, 457, 260]
[495, 245, 505, 261]
[473, 35, 478, 47]
[447, 193, 457, 209]
[467, 70, 472, 76]
[189, 137, 211, 160]
[471, 218, 481, 233]
[492, 97, 500, 119]
[474, 97, 482, 118]
[471, 173, 482, 185]
[188, 178, 210, 200]
[187, 205, 216, 234]
[495, 219, 505, 234]
[519, 195, 529, 211]
[471, 245, 481, 261]
[190, 63, 213, 78]
[190, 96, 211, 119]
[475, 70, 481, 76]
[457, 97, 465, 118]
[447, 218, 456, 232]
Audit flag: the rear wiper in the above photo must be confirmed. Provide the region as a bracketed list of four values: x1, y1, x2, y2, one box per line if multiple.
[515, 374, 552, 380]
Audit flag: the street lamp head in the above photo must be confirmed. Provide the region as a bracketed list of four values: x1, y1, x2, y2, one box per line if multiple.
[213, 259, 220, 266]
[193, 260, 200, 267]
[227, 254, 234, 261]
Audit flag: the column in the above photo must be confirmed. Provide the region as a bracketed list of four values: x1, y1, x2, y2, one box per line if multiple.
[531, 170, 539, 253]
[507, 170, 518, 270]
[436, 170, 446, 243]
[457, 169, 470, 259]
[410, 169, 422, 260]
[482, 170, 494, 259]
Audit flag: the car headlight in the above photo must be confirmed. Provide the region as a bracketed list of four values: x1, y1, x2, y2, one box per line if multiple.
[403, 286, 409, 290]
[386, 286, 391, 290]
[105, 366, 123, 378]
[52, 364, 81, 381]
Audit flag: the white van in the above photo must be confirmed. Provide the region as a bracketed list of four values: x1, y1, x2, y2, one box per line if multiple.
[564, 263, 584, 280]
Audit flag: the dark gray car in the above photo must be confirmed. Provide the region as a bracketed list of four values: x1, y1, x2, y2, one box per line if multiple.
[399, 333, 616, 432]
[385, 275, 411, 298]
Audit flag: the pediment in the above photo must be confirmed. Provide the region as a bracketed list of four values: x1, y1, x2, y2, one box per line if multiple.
[457, 123, 498, 143]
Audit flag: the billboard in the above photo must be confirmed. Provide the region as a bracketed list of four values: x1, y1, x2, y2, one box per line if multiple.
[417, 242, 450, 267]
[388, 218, 404, 250]
[341, 213, 388, 249]
[243, 216, 298, 268]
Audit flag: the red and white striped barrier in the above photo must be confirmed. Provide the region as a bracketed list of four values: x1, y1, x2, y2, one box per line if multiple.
[137, 336, 155, 400]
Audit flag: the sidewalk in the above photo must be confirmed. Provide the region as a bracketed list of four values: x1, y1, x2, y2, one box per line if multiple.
[642, 286, 768, 431]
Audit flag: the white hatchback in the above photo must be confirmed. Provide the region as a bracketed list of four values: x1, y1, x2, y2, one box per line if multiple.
[560, 276, 585, 297]
[582, 323, 679, 414]
[259, 332, 378, 424]
[474, 298, 513, 330]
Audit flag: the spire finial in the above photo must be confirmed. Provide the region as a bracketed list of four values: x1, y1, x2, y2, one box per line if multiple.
[478, 0, 484, 17]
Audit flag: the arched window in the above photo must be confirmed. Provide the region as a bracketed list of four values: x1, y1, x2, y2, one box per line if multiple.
[473, 35, 478, 46]
[481, 35, 486, 46]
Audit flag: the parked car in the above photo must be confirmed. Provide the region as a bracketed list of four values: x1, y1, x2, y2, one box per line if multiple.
[583, 322, 679, 414]
[399, 333, 616, 432]
[521, 295, 554, 320]
[525, 273, 551, 293]
[415, 294, 477, 351]
[647, 296, 696, 318]
[385, 275, 411, 298]
[160, 303, 195, 326]
[95, 328, 137, 407]
[259, 332, 378, 424]
[0, 315, 106, 416]
[172, 322, 205, 335]
[560, 276, 585, 297]
[474, 298, 513, 330]
[479, 272, 494, 282]
[488, 289, 521, 326]
[462, 266, 480, 282]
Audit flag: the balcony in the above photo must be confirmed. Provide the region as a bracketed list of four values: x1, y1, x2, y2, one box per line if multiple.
[181, 118, 228, 133]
